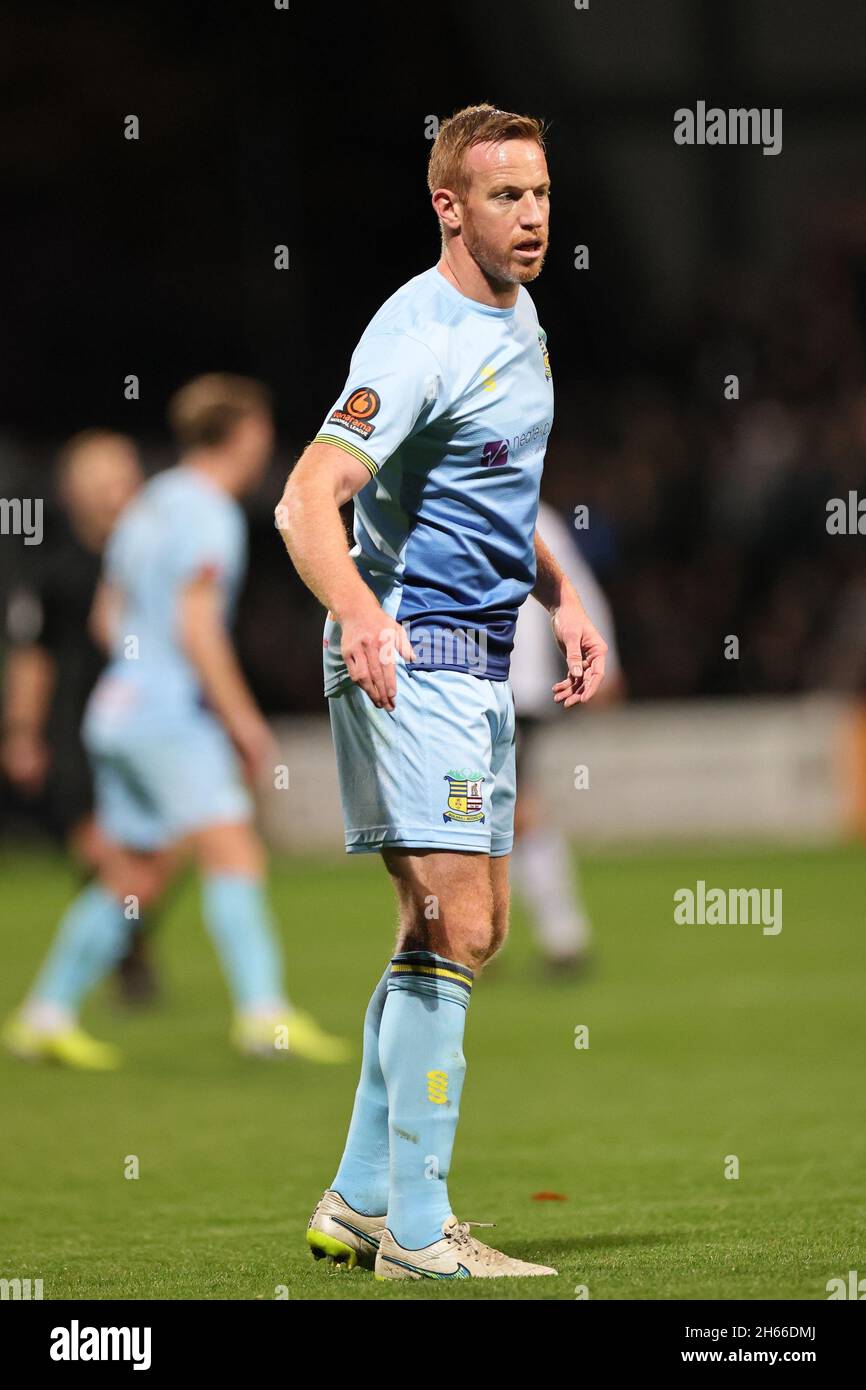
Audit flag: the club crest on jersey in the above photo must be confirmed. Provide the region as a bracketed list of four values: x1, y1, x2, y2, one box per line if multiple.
[537, 329, 552, 379]
[443, 771, 485, 824]
[328, 386, 381, 440]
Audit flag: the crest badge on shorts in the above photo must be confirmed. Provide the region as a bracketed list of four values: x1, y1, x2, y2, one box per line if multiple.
[443, 771, 485, 824]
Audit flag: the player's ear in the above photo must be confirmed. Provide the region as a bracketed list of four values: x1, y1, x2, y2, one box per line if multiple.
[431, 187, 461, 231]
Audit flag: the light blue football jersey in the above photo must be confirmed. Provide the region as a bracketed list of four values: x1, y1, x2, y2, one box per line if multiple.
[316, 265, 554, 691]
[88, 466, 247, 726]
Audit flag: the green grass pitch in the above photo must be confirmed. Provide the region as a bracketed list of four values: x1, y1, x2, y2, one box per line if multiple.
[1, 843, 864, 1300]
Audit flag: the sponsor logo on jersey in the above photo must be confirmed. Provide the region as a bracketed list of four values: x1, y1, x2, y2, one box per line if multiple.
[481, 418, 552, 468]
[443, 771, 485, 824]
[327, 386, 381, 440]
[481, 439, 509, 467]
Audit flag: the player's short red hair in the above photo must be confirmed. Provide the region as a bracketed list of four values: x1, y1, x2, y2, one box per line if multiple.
[427, 103, 547, 202]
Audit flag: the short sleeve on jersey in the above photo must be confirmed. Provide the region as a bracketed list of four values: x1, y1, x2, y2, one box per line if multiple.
[314, 331, 441, 478]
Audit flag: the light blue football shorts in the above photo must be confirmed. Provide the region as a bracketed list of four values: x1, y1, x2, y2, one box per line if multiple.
[83, 706, 252, 852]
[327, 664, 516, 857]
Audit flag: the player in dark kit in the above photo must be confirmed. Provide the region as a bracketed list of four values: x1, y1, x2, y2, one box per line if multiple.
[2, 431, 158, 1001]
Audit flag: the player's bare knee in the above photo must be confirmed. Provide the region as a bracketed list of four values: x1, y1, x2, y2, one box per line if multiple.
[102, 859, 160, 910]
[470, 928, 500, 969]
[486, 916, 509, 963]
[440, 930, 492, 972]
[396, 913, 493, 972]
[193, 821, 264, 877]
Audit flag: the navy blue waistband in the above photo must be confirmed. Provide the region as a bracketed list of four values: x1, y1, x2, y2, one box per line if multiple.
[397, 618, 513, 680]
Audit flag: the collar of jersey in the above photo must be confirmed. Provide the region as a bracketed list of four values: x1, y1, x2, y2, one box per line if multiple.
[431, 265, 518, 319]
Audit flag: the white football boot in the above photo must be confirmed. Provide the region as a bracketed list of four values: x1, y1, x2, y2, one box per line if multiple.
[375, 1216, 558, 1280]
[306, 1189, 386, 1270]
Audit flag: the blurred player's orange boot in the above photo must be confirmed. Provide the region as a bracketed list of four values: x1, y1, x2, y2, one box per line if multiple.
[2, 1012, 121, 1070]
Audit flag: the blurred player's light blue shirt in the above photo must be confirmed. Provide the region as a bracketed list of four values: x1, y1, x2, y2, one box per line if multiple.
[316, 265, 554, 689]
[87, 466, 246, 728]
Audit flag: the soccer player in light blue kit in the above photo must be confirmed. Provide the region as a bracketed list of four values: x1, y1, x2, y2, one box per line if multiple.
[278, 106, 608, 1278]
[5, 375, 348, 1069]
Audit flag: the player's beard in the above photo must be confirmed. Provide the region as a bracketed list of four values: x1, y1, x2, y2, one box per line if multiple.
[463, 214, 548, 287]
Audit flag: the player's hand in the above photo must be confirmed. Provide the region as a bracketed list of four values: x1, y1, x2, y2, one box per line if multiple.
[339, 597, 417, 711]
[550, 603, 608, 708]
[229, 710, 277, 786]
[1, 729, 51, 794]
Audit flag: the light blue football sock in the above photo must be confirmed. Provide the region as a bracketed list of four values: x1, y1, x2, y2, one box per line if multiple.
[378, 950, 473, 1249]
[29, 882, 131, 1011]
[201, 873, 287, 1010]
[331, 965, 391, 1216]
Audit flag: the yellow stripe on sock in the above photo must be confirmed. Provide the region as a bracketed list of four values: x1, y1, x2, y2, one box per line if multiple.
[390, 963, 472, 990]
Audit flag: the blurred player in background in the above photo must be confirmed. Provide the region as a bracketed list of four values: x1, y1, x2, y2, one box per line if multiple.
[510, 498, 624, 974]
[4, 375, 349, 1069]
[3, 431, 141, 857]
[1, 430, 160, 1002]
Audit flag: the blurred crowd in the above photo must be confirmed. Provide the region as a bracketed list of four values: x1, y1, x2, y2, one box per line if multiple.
[544, 219, 866, 698]
[3, 226, 866, 841]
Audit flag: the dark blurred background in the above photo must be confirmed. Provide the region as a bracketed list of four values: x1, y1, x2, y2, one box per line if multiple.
[2, 0, 866, 720]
